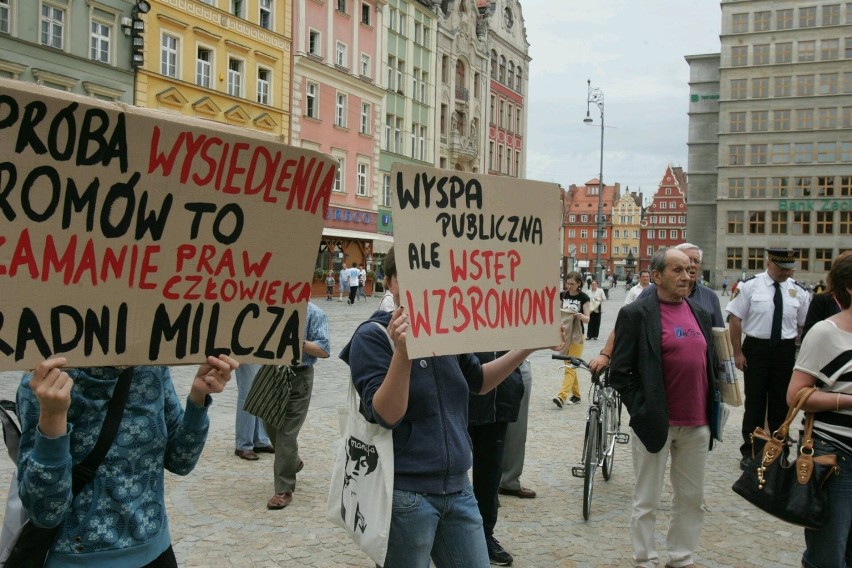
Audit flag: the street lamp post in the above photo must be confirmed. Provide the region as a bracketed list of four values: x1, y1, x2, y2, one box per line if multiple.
[584, 79, 605, 285]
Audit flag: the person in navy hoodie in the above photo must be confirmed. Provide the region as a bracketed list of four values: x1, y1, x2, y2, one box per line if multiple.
[340, 247, 564, 568]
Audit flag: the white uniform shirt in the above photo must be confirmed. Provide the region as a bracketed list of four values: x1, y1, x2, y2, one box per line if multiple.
[624, 283, 649, 305]
[725, 272, 811, 340]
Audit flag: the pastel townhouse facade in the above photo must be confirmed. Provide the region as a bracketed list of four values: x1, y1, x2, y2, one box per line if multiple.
[638, 165, 688, 272]
[434, 0, 488, 172]
[0, 0, 135, 103]
[563, 179, 620, 279]
[134, 0, 292, 137]
[485, 0, 528, 178]
[610, 191, 643, 278]
[291, 0, 388, 277]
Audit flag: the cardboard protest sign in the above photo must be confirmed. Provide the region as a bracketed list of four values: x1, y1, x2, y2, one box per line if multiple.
[390, 164, 561, 358]
[0, 78, 335, 371]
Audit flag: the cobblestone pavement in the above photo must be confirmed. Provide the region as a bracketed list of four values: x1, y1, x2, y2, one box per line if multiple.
[0, 285, 806, 567]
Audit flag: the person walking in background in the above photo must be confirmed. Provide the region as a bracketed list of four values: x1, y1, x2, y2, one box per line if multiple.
[609, 248, 718, 568]
[601, 273, 612, 299]
[499, 359, 536, 501]
[726, 247, 811, 471]
[234, 364, 274, 461]
[553, 272, 590, 408]
[356, 264, 368, 302]
[16, 355, 237, 567]
[325, 271, 336, 301]
[339, 265, 350, 302]
[347, 262, 360, 305]
[586, 280, 606, 340]
[265, 301, 330, 510]
[785, 252, 852, 568]
[339, 247, 565, 567]
[625, 270, 651, 304]
[721, 276, 729, 296]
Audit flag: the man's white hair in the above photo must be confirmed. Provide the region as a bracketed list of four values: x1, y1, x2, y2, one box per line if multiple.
[675, 242, 702, 262]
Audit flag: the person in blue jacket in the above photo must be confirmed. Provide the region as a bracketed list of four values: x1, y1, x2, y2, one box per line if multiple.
[339, 247, 564, 568]
[16, 354, 237, 568]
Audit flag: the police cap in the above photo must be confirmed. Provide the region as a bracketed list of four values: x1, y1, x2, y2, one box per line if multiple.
[766, 247, 796, 269]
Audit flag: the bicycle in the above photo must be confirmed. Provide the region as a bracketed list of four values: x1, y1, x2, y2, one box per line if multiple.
[552, 354, 629, 520]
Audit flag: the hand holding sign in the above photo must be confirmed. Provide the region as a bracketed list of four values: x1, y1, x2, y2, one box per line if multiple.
[190, 354, 238, 407]
[29, 357, 73, 437]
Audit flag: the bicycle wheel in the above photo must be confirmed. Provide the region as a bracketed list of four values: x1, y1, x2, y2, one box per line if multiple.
[602, 398, 617, 481]
[583, 406, 600, 521]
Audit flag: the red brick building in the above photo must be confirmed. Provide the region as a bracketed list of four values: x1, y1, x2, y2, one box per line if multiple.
[638, 166, 688, 270]
[563, 178, 620, 280]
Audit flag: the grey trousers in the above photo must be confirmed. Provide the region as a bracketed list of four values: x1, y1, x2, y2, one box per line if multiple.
[501, 359, 532, 490]
[264, 366, 314, 494]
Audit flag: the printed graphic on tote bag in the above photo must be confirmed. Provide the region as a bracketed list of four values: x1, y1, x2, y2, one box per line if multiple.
[341, 436, 379, 534]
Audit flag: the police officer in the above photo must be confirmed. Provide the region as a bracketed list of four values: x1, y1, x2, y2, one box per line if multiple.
[726, 248, 811, 470]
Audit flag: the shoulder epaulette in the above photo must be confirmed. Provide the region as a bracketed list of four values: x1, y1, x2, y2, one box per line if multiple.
[792, 281, 808, 292]
[741, 276, 757, 283]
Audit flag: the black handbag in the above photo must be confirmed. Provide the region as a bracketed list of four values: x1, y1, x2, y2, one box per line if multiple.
[732, 387, 840, 529]
[5, 367, 134, 568]
[243, 365, 294, 429]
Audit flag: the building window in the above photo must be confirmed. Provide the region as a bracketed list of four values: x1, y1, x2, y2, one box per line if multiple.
[752, 110, 769, 131]
[196, 47, 213, 88]
[333, 157, 344, 192]
[795, 142, 813, 163]
[816, 211, 834, 235]
[730, 79, 747, 99]
[729, 145, 745, 166]
[772, 144, 790, 164]
[773, 109, 790, 130]
[747, 248, 764, 271]
[257, 68, 270, 105]
[754, 11, 771, 31]
[820, 73, 839, 94]
[840, 211, 852, 234]
[749, 177, 767, 197]
[499, 55, 506, 83]
[753, 44, 770, 65]
[308, 29, 320, 56]
[731, 46, 747, 66]
[259, 0, 272, 29]
[421, 71, 428, 104]
[796, 109, 814, 130]
[818, 176, 835, 196]
[726, 247, 743, 270]
[846, 38, 852, 59]
[752, 77, 769, 98]
[360, 102, 370, 134]
[336, 42, 347, 67]
[818, 142, 836, 163]
[396, 59, 404, 94]
[799, 40, 816, 62]
[381, 174, 391, 207]
[750, 144, 768, 165]
[823, 4, 840, 25]
[732, 12, 748, 33]
[793, 211, 811, 235]
[337, 0, 346, 13]
[774, 76, 792, 97]
[361, 2, 370, 25]
[231, 0, 245, 17]
[335, 92, 347, 127]
[90, 19, 112, 63]
[305, 82, 318, 118]
[356, 162, 369, 196]
[842, 176, 852, 196]
[360, 53, 370, 77]
[730, 111, 745, 132]
[797, 75, 815, 96]
[795, 176, 812, 197]
[728, 177, 744, 198]
[387, 55, 396, 90]
[41, 3, 65, 49]
[795, 249, 810, 272]
[822, 39, 840, 60]
[418, 125, 426, 161]
[799, 6, 816, 28]
[161, 34, 179, 78]
[0, 0, 10, 34]
[844, 107, 852, 128]
[227, 58, 243, 96]
[770, 211, 788, 234]
[777, 9, 793, 30]
[776, 42, 792, 64]
[727, 211, 744, 234]
[818, 107, 837, 128]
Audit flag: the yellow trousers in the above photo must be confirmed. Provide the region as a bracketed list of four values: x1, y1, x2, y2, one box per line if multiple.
[557, 341, 584, 401]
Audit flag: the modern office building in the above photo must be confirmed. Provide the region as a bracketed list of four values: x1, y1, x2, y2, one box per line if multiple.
[687, 0, 852, 284]
[0, 0, 135, 103]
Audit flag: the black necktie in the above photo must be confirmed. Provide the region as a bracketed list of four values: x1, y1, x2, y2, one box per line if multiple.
[771, 282, 782, 344]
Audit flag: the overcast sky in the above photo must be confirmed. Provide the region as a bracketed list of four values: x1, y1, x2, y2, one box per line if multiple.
[520, 0, 722, 197]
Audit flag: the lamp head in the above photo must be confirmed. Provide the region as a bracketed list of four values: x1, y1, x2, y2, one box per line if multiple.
[136, 0, 151, 13]
[583, 112, 593, 124]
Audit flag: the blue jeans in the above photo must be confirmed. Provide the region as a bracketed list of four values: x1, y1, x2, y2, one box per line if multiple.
[234, 364, 270, 451]
[803, 437, 852, 568]
[382, 482, 489, 568]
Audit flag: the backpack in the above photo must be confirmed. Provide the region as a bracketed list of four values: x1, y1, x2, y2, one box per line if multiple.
[0, 400, 27, 565]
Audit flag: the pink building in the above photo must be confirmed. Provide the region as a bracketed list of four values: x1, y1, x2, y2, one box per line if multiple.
[291, 0, 389, 277]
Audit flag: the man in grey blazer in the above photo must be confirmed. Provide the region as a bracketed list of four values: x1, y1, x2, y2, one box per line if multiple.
[609, 248, 718, 568]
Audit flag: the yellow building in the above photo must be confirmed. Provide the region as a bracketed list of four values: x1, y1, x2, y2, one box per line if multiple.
[134, 0, 291, 139]
[611, 191, 642, 278]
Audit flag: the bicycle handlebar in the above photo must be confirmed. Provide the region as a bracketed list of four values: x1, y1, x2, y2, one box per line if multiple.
[552, 354, 588, 369]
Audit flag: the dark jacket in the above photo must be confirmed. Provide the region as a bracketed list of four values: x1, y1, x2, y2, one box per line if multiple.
[339, 310, 483, 494]
[468, 351, 524, 426]
[802, 292, 840, 340]
[609, 294, 718, 453]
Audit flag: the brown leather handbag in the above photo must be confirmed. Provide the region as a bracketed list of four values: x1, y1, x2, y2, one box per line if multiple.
[732, 387, 840, 528]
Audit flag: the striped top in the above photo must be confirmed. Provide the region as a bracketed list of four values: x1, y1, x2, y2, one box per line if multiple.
[794, 319, 852, 453]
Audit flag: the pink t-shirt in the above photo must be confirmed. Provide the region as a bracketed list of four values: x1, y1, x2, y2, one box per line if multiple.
[659, 300, 709, 427]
